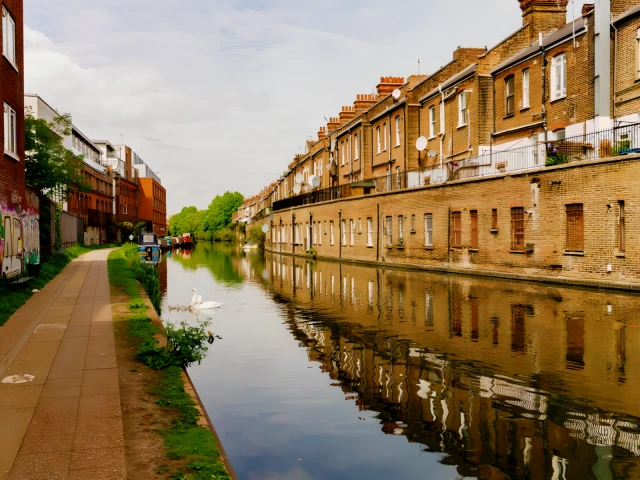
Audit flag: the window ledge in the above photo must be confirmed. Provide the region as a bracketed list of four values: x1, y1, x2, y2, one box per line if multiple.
[424, 245, 434, 251]
[367, 245, 374, 248]
[450, 247, 462, 251]
[428, 136, 436, 140]
[520, 106, 530, 112]
[396, 245, 405, 250]
[410, 230, 416, 234]
[3, 55, 19, 74]
[510, 250, 525, 254]
[563, 250, 584, 256]
[503, 113, 515, 119]
[386, 246, 393, 249]
[469, 248, 479, 252]
[615, 252, 626, 258]
[490, 228, 499, 234]
[550, 95, 566, 104]
[457, 124, 467, 130]
[4, 150, 20, 162]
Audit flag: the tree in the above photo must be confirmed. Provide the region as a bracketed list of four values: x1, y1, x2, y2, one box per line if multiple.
[24, 113, 91, 197]
[202, 191, 243, 234]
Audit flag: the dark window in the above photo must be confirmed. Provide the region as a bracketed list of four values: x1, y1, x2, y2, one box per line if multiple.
[452, 212, 462, 247]
[470, 210, 478, 248]
[566, 204, 584, 251]
[492, 208, 498, 230]
[511, 207, 524, 250]
[505, 75, 515, 115]
[619, 201, 625, 252]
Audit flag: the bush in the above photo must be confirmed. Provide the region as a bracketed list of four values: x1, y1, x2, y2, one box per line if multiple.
[213, 228, 235, 242]
[123, 244, 161, 313]
[308, 247, 317, 258]
[248, 225, 266, 251]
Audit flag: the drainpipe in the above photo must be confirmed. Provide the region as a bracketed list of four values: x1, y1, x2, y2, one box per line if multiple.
[338, 210, 342, 260]
[439, 84, 445, 176]
[612, 23, 618, 123]
[309, 213, 313, 252]
[447, 207, 451, 265]
[376, 203, 380, 262]
[291, 212, 296, 256]
[279, 218, 282, 254]
[540, 32, 548, 142]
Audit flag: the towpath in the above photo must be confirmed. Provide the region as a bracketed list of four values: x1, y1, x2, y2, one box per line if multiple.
[0, 249, 126, 479]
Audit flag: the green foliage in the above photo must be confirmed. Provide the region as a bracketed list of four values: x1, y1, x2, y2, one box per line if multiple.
[212, 228, 235, 242]
[169, 192, 243, 243]
[247, 225, 266, 251]
[116, 221, 147, 241]
[202, 191, 244, 234]
[308, 247, 317, 258]
[122, 244, 162, 313]
[0, 244, 118, 327]
[24, 113, 91, 196]
[133, 318, 211, 370]
[613, 140, 632, 155]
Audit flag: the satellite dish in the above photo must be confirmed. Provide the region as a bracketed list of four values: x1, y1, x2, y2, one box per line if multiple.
[416, 136, 428, 151]
[295, 173, 304, 184]
[261, 224, 269, 233]
[244, 208, 250, 216]
[302, 184, 311, 192]
[310, 175, 321, 187]
[392, 89, 401, 100]
[293, 183, 302, 195]
[427, 149, 437, 158]
[330, 138, 336, 151]
[326, 163, 332, 170]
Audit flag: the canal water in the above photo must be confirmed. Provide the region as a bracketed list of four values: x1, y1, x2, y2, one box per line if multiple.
[159, 243, 640, 480]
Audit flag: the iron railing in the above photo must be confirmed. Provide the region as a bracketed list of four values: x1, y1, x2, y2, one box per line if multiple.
[270, 123, 640, 212]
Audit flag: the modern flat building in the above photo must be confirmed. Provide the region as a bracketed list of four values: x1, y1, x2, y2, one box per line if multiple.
[131, 152, 165, 236]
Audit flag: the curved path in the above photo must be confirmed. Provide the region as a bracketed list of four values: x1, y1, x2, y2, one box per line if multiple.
[0, 249, 125, 480]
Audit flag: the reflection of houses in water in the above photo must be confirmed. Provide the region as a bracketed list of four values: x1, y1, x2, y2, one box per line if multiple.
[263, 253, 640, 478]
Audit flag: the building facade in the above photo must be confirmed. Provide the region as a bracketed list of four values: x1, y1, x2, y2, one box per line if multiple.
[138, 177, 166, 236]
[1, 0, 26, 278]
[237, 0, 640, 289]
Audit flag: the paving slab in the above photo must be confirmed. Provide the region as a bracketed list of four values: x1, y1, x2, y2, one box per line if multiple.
[0, 249, 126, 480]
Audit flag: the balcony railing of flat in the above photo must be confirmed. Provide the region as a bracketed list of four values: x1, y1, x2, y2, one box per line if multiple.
[271, 123, 640, 212]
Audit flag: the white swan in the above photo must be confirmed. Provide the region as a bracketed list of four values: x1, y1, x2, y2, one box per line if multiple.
[190, 288, 223, 310]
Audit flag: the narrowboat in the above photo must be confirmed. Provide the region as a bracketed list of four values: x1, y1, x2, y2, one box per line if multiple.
[181, 232, 194, 248]
[139, 232, 161, 264]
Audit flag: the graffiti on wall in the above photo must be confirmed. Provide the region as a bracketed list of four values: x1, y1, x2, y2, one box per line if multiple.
[23, 190, 40, 267]
[0, 187, 40, 279]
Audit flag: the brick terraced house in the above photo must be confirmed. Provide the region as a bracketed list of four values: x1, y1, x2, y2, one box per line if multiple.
[237, 0, 640, 289]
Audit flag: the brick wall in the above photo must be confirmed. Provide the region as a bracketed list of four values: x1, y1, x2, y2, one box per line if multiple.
[268, 155, 640, 285]
[0, 0, 24, 210]
[614, 13, 640, 118]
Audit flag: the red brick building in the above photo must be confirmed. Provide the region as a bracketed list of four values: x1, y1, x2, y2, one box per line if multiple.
[1, 0, 25, 277]
[138, 177, 166, 236]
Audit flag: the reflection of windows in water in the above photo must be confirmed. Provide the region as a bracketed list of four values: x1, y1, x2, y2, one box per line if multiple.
[342, 276, 347, 302]
[451, 292, 462, 337]
[471, 300, 479, 342]
[411, 300, 417, 323]
[425, 291, 434, 327]
[368, 280, 374, 309]
[331, 275, 334, 298]
[398, 285, 405, 319]
[511, 305, 526, 353]
[491, 316, 500, 345]
[387, 285, 393, 313]
[565, 314, 585, 370]
[350, 278, 356, 305]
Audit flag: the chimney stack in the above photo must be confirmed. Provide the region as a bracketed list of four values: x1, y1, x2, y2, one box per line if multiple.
[376, 76, 405, 96]
[339, 106, 356, 123]
[327, 117, 341, 132]
[354, 94, 379, 111]
[318, 126, 327, 139]
[519, 0, 569, 35]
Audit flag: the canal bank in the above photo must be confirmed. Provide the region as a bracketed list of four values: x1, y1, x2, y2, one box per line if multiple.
[258, 154, 640, 290]
[107, 246, 235, 480]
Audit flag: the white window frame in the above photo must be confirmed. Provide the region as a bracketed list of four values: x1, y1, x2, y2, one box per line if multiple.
[354, 133, 359, 160]
[367, 217, 373, 246]
[382, 123, 387, 150]
[2, 7, 16, 67]
[330, 221, 334, 245]
[429, 106, 436, 139]
[551, 54, 567, 100]
[458, 92, 467, 127]
[376, 127, 381, 154]
[522, 68, 530, 108]
[398, 216, 404, 243]
[318, 222, 322, 245]
[439, 101, 445, 135]
[312, 222, 316, 244]
[395, 115, 401, 147]
[350, 219, 355, 245]
[340, 142, 345, 165]
[424, 213, 433, 247]
[342, 219, 347, 246]
[3, 103, 17, 157]
[386, 216, 393, 246]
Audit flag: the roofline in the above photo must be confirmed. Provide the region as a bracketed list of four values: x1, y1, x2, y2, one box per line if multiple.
[24, 93, 61, 117]
[613, 3, 640, 24]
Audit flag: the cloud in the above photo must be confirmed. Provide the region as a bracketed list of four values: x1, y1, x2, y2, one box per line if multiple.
[24, 0, 591, 214]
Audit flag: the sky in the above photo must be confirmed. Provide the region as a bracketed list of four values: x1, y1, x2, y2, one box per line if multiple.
[24, 0, 590, 215]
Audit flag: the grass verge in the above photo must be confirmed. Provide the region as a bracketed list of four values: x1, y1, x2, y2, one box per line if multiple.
[0, 243, 119, 327]
[108, 247, 230, 480]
